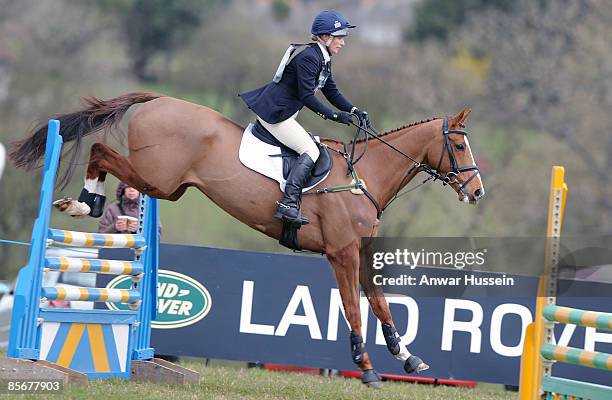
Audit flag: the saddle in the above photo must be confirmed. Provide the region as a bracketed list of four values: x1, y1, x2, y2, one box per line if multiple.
[238, 121, 334, 251]
[238, 122, 333, 193]
[251, 121, 333, 185]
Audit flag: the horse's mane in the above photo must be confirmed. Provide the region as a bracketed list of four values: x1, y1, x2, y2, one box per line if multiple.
[324, 117, 439, 145]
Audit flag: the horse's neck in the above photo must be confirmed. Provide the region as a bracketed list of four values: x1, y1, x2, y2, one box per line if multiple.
[359, 120, 440, 209]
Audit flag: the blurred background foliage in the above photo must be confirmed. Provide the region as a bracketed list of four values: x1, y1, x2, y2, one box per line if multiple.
[0, 0, 610, 278]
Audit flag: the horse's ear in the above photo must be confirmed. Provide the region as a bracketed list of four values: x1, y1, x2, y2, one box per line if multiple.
[452, 108, 472, 127]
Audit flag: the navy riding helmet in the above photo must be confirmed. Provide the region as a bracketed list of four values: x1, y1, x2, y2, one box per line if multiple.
[311, 10, 356, 37]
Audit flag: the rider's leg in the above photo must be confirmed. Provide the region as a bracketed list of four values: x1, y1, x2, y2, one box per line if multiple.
[257, 114, 319, 224]
[257, 114, 320, 162]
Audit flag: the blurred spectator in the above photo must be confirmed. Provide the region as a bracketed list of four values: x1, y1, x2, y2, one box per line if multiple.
[98, 182, 161, 234]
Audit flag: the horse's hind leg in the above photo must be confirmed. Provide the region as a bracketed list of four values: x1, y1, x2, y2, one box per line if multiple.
[359, 241, 429, 374]
[53, 143, 109, 217]
[55, 142, 173, 217]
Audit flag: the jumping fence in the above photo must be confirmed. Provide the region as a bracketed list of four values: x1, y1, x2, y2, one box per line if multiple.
[0, 120, 197, 384]
[519, 166, 612, 400]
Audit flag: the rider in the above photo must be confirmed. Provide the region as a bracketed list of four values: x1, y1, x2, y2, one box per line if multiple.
[239, 10, 367, 225]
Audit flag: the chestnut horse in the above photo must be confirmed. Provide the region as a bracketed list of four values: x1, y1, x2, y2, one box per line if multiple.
[11, 93, 484, 387]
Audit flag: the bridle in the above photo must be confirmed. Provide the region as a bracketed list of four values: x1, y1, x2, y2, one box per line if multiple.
[434, 117, 480, 199]
[345, 114, 480, 209]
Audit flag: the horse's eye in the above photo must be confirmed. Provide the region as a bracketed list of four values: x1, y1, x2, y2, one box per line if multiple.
[455, 144, 465, 151]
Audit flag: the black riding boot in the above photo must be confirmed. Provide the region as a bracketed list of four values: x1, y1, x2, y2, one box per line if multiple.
[274, 153, 315, 225]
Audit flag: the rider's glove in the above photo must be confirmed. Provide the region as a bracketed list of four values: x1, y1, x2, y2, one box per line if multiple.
[351, 107, 370, 126]
[331, 111, 352, 125]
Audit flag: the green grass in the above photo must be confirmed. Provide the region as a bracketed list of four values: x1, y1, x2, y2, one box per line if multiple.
[0, 356, 516, 400]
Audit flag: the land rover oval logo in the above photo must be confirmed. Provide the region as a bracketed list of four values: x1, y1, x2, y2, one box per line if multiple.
[106, 270, 212, 329]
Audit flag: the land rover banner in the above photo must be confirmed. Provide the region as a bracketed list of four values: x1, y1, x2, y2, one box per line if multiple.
[98, 240, 612, 386]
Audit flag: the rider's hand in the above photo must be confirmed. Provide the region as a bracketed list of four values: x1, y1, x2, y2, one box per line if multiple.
[352, 108, 370, 126]
[331, 111, 352, 125]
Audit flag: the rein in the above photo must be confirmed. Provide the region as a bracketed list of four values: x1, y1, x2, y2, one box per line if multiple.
[306, 114, 479, 218]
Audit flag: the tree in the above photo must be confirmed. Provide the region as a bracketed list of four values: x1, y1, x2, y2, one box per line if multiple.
[271, 0, 291, 22]
[457, 0, 612, 233]
[98, 0, 225, 82]
[406, 0, 513, 42]
[0, 0, 126, 277]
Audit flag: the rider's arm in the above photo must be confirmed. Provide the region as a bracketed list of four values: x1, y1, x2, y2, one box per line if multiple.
[321, 74, 354, 112]
[296, 55, 336, 119]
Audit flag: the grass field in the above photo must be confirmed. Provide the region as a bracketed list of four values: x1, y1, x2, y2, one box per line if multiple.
[0, 357, 516, 400]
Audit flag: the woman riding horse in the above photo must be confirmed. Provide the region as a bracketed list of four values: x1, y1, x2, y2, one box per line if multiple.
[9, 10, 485, 384]
[239, 10, 367, 226]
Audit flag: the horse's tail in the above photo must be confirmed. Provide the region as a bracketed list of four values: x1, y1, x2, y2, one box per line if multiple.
[10, 92, 161, 188]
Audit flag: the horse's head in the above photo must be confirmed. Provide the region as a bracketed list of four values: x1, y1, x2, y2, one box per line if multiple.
[426, 108, 484, 204]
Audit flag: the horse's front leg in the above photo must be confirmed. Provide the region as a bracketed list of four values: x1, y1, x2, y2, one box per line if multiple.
[359, 239, 429, 374]
[326, 240, 382, 388]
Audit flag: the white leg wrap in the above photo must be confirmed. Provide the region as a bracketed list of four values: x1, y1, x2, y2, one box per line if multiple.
[94, 179, 105, 196]
[394, 337, 412, 361]
[84, 178, 97, 193]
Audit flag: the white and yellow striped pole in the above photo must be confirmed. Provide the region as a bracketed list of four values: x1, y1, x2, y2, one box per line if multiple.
[518, 166, 567, 400]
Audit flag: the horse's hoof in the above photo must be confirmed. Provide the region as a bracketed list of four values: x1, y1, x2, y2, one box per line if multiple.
[364, 380, 382, 389]
[53, 198, 91, 217]
[361, 369, 382, 389]
[53, 198, 73, 211]
[403, 356, 429, 374]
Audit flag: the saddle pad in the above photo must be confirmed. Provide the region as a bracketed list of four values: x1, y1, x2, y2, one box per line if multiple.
[239, 123, 331, 192]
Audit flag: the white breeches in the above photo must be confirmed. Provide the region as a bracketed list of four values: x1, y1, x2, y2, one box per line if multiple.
[257, 113, 320, 162]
